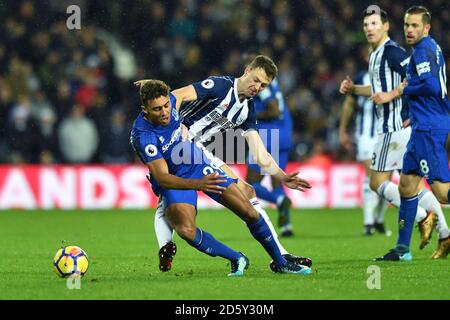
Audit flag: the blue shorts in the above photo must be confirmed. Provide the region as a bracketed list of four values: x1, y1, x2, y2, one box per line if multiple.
[247, 148, 290, 173]
[161, 163, 238, 207]
[402, 130, 450, 184]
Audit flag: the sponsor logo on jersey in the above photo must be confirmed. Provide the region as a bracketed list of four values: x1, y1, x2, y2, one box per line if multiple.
[162, 125, 182, 152]
[416, 62, 431, 76]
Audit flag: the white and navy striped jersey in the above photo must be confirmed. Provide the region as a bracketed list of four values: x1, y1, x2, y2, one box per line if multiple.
[369, 38, 410, 134]
[179, 76, 257, 144]
[352, 71, 376, 140]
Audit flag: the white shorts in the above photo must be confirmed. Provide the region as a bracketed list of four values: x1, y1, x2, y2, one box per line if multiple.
[356, 135, 377, 162]
[370, 127, 411, 172]
[197, 142, 225, 168]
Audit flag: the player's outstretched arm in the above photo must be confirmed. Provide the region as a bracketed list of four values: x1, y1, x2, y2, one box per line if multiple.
[171, 85, 198, 110]
[147, 158, 227, 194]
[244, 131, 311, 191]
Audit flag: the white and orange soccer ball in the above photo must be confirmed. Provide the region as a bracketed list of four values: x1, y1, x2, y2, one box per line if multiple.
[53, 246, 89, 278]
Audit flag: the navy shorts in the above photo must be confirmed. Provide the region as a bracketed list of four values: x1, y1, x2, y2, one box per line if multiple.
[402, 130, 450, 184]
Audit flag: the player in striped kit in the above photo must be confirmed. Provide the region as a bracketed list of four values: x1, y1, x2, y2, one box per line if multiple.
[246, 77, 295, 238]
[339, 7, 448, 251]
[339, 68, 389, 236]
[136, 55, 312, 272]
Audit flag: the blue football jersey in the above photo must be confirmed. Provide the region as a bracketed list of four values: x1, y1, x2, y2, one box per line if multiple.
[130, 93, 206, 196]
[404, 36, 450, 132]
[179, 76, 257, 144]
[253, 78, 292, 150]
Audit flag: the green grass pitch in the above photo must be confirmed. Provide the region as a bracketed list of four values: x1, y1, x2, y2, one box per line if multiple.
[1, 208, 449, 300]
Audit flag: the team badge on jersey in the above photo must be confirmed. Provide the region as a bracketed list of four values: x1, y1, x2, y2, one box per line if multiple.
[201, 79, 214, 89]
[145, 144, 158, 157]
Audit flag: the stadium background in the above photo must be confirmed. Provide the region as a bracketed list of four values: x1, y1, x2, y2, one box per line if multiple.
[0, 0, 448, 208]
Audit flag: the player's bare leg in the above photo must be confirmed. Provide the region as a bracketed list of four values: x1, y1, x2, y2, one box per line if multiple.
[218, 183, 312, 275]
[165, 202, 249, 276]
[221, 164, 312, 268]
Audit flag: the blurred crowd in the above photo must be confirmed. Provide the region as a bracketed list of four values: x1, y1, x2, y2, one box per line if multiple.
[0, 0, 449, 164]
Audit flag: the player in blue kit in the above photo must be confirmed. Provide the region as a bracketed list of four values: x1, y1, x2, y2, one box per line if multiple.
[130, 79, 312, 275]
[136, 55, 313, 273]
[340, 6, 449, 255]
[375, 6, 450, 260]
[245, 77, 295, 237]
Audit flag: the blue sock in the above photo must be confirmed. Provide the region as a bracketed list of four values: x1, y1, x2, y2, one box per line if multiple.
[396, 195, 418, 251]
[252, 183, 278, 203]
[247, 214, 286, 268]
[188, 228, 241, 261]
[272, 187, 286, 205]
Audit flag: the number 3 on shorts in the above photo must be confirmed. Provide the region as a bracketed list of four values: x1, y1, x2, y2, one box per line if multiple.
[371, 152, 377, 166]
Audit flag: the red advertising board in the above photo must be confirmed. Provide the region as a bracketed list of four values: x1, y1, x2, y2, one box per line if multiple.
[0, 163, 399, 209]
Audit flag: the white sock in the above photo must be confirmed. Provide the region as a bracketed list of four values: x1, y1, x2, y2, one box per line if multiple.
[250, 197, 288, 255]
[418, 189, 450, 239]
[362, 176, 376, 225]
[374, 197, 388, 224]
[154, 198, 174, 249]
[377, 181, 427, 222]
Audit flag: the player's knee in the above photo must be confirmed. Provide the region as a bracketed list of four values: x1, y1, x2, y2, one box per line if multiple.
[435, 192, 449, 205]
[241, 203, 259, 223]
[174, 225, 197, 242]
[398, 181, 417, 198]
[243, 182, 256, 199]
[369, 179, 380, 193]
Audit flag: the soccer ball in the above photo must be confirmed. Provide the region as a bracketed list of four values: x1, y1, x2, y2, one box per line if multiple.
[53, 246, 89, 278]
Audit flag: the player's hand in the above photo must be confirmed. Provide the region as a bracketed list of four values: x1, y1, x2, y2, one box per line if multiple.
[196, 172, 228, 194]
[339, 131, 353, 152]
[282, 171, 312, 192]
[134, 79, 150, 88]
[402, 118, 411, 128]
[339, 76, 354, 94]
[370, 91, 395, 105]
[398, 79, 408, 95]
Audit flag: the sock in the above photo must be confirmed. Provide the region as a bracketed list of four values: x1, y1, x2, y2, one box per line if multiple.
[272, 187, 286, 205]
[362, 176, 376, 225]
[250, 198, 288, 255]
[188, 228, 241, 261]
[154, 200, 174, 249]
[396, 195, 418, 250]
[418, 189, 450, 239]
[252, 183, 278, 203]
[374, 198, 388, 224]
[377, 181, 427, 222]
[247, 214, 287, 269]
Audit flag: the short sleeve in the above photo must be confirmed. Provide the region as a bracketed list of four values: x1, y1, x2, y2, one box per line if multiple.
[385, 46, 409, 77]
[135, 133, 163, 164]
[191, 76, 232, 100]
